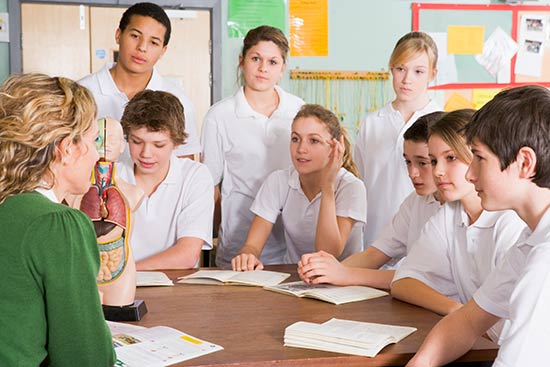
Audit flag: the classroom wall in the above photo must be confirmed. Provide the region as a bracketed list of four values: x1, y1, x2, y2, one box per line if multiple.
[221, 0, 541, 97]
[0, 0, 8, 83]
[2, 0, 550, 97]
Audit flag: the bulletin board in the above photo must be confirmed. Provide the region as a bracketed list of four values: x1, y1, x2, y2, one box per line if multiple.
[412, 3, 550, 90]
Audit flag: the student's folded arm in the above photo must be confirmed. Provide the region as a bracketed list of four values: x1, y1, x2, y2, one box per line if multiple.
[348, 268, 395, 290]
[391, 277, 462, 315]
[407, 300, 499, 367]
[342, 246, 392, 269]
[232, 215, 274, 271]
[136, 236, 204, 270]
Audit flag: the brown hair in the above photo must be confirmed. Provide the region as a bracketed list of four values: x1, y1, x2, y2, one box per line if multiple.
[293, 104, 359, 177]
[238, 25, 289, 85]
[389, 31, 438, 72]
[119, 2, 171, 46]
[428, 109, 475, 164]
[465, 85, 550, 188]
[121, 89, 187, 145]
[403, 111, 447, 143]
[0, 73, 96, 203]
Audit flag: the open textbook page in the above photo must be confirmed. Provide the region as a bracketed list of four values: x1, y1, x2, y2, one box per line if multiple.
[136, 271, 174, 287]
[264, 281, 388, 304]
[284, 318, 417, 357]
[177, 269, 290, 287]
[107, 321, 223, 367]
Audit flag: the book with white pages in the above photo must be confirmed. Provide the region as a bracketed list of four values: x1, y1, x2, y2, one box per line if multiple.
[107, 321, 223, 367]
[177, 269, 290, 287]
[264, 281, 388, 305]
[284, 318, 417, 357]
[136, 271, 174, 287]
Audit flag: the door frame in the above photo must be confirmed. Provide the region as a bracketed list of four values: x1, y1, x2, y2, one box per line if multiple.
[8, 0, 222, 103]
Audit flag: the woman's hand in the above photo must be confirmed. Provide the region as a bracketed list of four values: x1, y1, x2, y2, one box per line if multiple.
[231, 253, 264, 271]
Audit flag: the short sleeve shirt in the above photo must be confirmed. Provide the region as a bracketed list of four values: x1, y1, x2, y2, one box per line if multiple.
[354, 101, 441, 246]
[372, 192, 442, 260]
[251, 166, 367, 264]
[393, 202, 525, 341]
[117, 156, 214, 261]
[201, 86, 304, 267]
[474, 209, 550, 366]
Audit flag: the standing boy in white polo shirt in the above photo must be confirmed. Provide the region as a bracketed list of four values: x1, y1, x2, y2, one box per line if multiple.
[117, 90, 213, 270]
[406, 85, 550, 366]
[79, 2, 200, 159]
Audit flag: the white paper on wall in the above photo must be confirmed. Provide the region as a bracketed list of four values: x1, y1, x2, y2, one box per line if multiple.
[515, 14, 547, 77]
[475, 26, 517, 78]
[428, 32, 458, 86]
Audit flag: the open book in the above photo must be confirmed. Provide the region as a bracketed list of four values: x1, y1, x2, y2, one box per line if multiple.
[264, 281, 388, 305]
[284, 318, 417, 357]
[177, 269, 290, 287]
[136, 271, 174, 287]
[107, 321, 223, 366]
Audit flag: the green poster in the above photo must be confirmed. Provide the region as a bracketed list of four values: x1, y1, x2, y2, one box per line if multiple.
[228, 0, 286, 38]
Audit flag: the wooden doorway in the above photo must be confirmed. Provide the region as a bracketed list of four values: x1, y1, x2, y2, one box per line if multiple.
[21, 3, 212, 131]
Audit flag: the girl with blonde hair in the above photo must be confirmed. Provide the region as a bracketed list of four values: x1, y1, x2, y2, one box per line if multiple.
[355, 31, 442, 247]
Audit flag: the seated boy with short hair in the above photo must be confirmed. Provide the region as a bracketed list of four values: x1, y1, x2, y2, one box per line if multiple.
[407, 85, 550, 366]
[298, 111, 446, 290]
[117, 89, 214, 270]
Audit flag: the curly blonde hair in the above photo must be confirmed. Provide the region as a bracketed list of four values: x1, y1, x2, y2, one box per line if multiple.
[0, 73, 97, 203]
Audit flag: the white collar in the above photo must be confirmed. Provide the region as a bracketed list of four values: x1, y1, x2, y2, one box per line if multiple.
[35, 187, 60, 203]
[98, 63, 161, 98]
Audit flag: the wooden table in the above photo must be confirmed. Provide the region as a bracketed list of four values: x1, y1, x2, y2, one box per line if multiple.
[134, 265, 498, 366]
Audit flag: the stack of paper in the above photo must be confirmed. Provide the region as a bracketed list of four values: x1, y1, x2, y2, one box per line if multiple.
[284, 318, 416, 357]
[107, 321, 223, 366]
[136, 271, 174, 287]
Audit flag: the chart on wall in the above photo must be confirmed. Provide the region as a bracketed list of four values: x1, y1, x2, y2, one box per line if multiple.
[412, 3, 550, 89]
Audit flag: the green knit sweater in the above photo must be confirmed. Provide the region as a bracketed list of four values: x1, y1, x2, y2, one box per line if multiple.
[0, 192, 115, 366]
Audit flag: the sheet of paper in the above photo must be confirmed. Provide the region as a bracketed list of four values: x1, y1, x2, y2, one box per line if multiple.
[112, 326, 223, 367]
[428, 32, 458, 85]
[515, 14, 547, 77]
[448, 25, 485, 55]
[472, 89, 501, 110]
[0, 13, 9, 43]
[227, 0, 285, 38]
[444, 92, 474, 112]
[475, 26, 517, 77]
[289, 0, 328, 56]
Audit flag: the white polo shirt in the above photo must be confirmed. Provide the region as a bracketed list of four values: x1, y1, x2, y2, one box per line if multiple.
[373, 192, 442, 260]
[78, 63, 201, 157]
[201, 86, 304, 268]
[474, 209, 550, 365]
[393, 201, 525, 342]
[354, 101, 441, 246]
[117, 155, 214, 262]
[251, 166, 367, 264]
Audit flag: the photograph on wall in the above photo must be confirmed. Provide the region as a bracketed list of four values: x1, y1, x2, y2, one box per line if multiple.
[515, 14, 547, 77]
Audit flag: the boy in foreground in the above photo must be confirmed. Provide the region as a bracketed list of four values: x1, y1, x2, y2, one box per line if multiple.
[407, 85, 550, 366]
